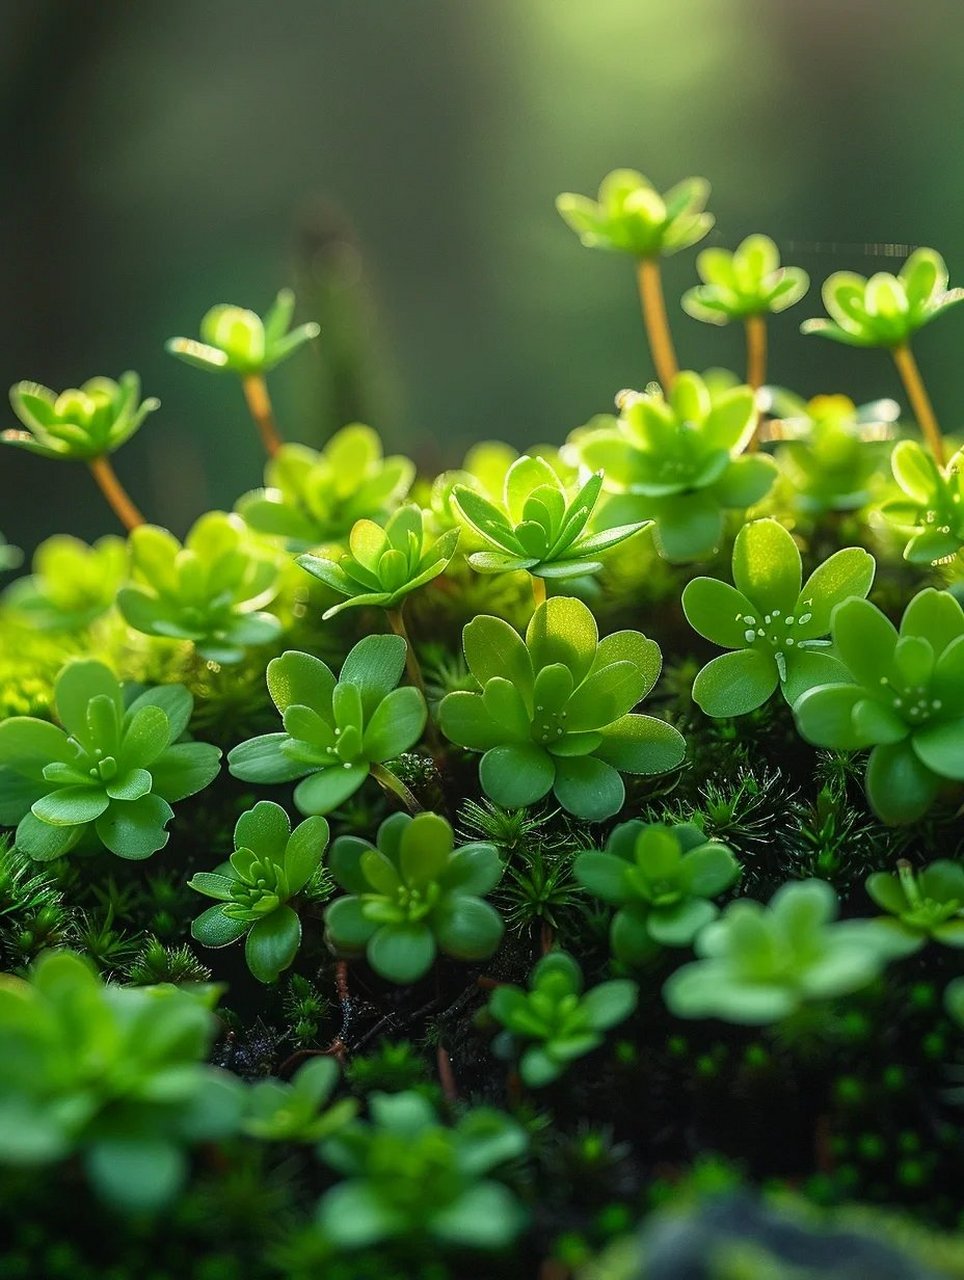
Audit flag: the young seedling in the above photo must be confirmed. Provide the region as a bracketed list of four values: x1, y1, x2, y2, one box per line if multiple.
[0, 659, 221, 860]
[324, 811, 504, 984]
[571, 372, 776, 561]
[297, 505, 459, 701]
[0, 950, 242, 1211]
[682, 517, 875, 716]
[228, 636, 427, 815]
[683, 234, 809, 406]
[452, 453, 649, 606]
[235, 423, 415, 549]
[802, 248, 964, 464]
[557, 170, 714, 386]
[2, 535, 128, 631]
[792, 588, 964, 824]
[118, 511, 282, 664]
[879, 440, 964, 566]
[865, 859, 964, 956]
[189, 800, 329, 983]
[166, 290, 320, 457]
[574, 820, 741, 964]
[296, 505, 458, 620]
[663, 879, 891, 1024]
[487, 949, 638, 1087]
[4, 374, 158, 530]
[242, 1056, 358, 1141]
[316, 1091, 527, 1250]
[439, 596, 685, 821]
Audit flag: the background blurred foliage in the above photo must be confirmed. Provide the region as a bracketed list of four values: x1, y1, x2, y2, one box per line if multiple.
[2, 0, 963, 556]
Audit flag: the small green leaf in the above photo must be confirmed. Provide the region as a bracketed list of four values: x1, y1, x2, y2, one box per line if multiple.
[362, 685, 427, 760]
[94, 793, 174, 859]
[228, 733, 308, 784]
[293, 764, 369, 815]
[526, 597, 598, 684]
[234, 800, 290, 860]
[462, 615, 534, 698]
[573, 850, 628, 904]
[580, 979, 638, 1030]
[692, 648, 779, 718]
[339, 634, 407, 717]
[682, 577, 758, 648]
[552, 755, 624, 821]
[245, 906, 302, 983]
[32, 787, 110, 826]
[368, 923, 436, 983]
[149, 742, 222, 803]
[325, 895, 379, 949]
[732, 520, 801, 614]
[479, 744, 554, 807]
[192, 905, 249, 948]
[433, 896, 504, 960]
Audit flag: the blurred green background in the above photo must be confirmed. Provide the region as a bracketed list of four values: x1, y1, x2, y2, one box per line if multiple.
[2, 0, 963, 556]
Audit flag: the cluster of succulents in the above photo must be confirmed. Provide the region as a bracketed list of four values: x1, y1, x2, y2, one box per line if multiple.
[1, 168, 963, 1279]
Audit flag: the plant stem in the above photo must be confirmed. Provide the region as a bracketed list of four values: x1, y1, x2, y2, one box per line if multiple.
[530, 575, 546, 609]
[387, 604, 444, 758]
[87, 455, 145, 531]
[891, 343, 945, 466]
[241, 373, 283, 458]
[387, 605, 428, 702]
[436, 1043, 459, 1103]
[636, 257, 678, 388]
[371, 762, 423, 815]
[744, 313, 768, 452]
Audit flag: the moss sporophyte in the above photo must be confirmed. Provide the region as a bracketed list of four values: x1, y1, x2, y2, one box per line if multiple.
[3, 166, 964, 1266]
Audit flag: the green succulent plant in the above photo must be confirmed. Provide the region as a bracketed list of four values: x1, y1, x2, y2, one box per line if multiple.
[430, 440, 564, 531]
[487, 950, 638, 1086]
[166, 289, 320, 376]
[663, 879, 891, 1024]
[451, 453, 648, 582]
[242, 1056, 358, 1142]
[296, 505, 459, 619]
[2, 534, 127, 631]
[574, 820, 741, 964]
[189, 800, 328, 983]
[682, 518, 876, 717]
[118, 511, 282, 664]
[865, 859, 964, 956]
[0, 659, 221, 861]
[3, 373, 159, 461]
[324, 811, 504, 984]
[801, 249, 964, 349]
[439, 596, 686, 821]
[802, 249, 958, 467]
[879, 440, 964, 566]
[768, 391, 897, 516]
[227, 636, 426, 815]
[569, 373, 777, 561]
[316, 1090, 527, 1250]
[0, 950, 242, 1211]
[235, 424, 415, 549]
[682, 235, 809, 324]
[556, 170, 713, 259]
[792, 588, 964, 824]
